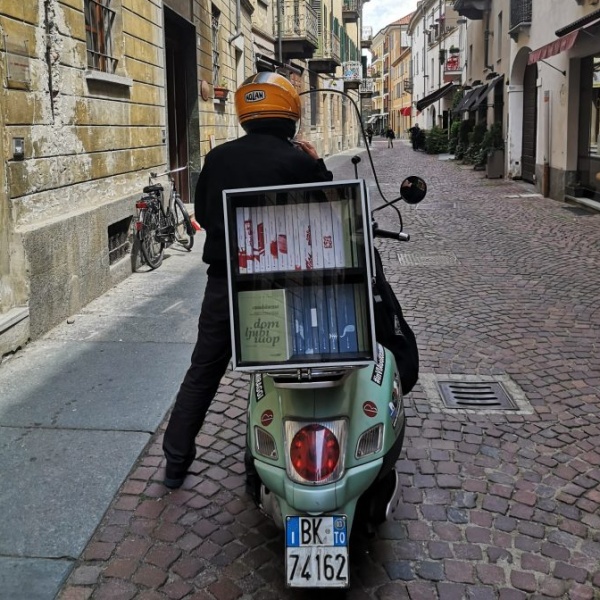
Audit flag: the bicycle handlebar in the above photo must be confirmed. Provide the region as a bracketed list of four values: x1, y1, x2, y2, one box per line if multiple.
[150, 165, 188, 179]
[373, 227, 410, 242]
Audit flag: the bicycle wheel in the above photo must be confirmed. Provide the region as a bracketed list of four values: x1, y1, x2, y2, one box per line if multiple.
[174, 197, 195, 251]
[138, 207, 165, 268]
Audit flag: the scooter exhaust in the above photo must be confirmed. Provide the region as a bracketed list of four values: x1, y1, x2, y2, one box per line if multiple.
[385, 469, 401, 520]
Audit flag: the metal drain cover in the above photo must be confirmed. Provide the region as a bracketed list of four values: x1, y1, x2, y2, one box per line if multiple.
[397, 252, 458, 267]
[437, 381, 518, 410]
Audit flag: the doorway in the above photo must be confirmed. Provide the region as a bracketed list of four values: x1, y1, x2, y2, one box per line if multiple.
[521, 63, 538, 184]
[164, 8, 198, 202]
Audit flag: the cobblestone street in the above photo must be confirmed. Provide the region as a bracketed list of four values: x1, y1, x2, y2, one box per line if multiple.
[58, 140, 600, 600]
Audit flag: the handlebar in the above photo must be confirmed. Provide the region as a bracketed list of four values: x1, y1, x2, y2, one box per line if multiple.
[372, 227, 410, 242]
[149, 165, 188, 179]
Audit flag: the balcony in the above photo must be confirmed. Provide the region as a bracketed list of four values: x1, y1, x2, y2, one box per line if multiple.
[274, 0, 319, 59]
[343, 60, 362, 89]
[453, 0, 490, 21]
[403, 78, 413, 93]
[509, 0, 532, 39]
[359, 78, 374, 97]
[444, 55, 462, 80]
[342, 0, 359, 23]
[309, 30, 341, 73]
[361, 26, 373, 49]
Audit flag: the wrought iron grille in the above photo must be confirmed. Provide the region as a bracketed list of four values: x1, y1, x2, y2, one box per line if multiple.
[510, 0, 532, 30]
[212, 8, 220, 87]
[84, 0, 117, 73]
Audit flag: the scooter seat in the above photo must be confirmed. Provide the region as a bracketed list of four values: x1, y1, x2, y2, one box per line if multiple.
[143, 184, 163, 194]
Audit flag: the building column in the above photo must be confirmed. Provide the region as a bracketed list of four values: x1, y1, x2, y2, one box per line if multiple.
[507, 84, 524, 179]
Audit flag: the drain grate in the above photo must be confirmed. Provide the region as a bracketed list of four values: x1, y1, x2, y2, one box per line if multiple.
[437, 381, 518, 410]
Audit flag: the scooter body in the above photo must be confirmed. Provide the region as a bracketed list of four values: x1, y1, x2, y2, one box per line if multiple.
[245, 344, 406, 588]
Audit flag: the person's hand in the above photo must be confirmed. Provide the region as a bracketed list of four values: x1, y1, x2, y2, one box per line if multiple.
[294, 139, 319, 160]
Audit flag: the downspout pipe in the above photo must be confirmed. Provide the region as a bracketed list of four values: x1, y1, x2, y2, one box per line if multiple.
[227, 0, 242, 43]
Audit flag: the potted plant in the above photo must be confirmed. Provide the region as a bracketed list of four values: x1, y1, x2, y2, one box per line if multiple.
[213, 79, 229, 100]
[482, 122, 505, 178]
[449, 45, 460, 55]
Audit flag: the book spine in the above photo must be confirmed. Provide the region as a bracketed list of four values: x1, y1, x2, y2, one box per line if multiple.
[267, 204, 278, 272]
[297, 202, 313, 271]
[254, 206, 266, 272]
[331, 200, 351, 268]
[236, 207, 247, 274]
[354, 284, 366, 352]
[292, 287, 305, 355]
[325, 284, 339, 353]
[341, 200, 353, 268]
[275, 204, 288, 271]
[320, 202, 335, 269]
[309, 201, 324, 270]
[291, 203, 302, 271]
[244, 206, 253, 275]
[302, 286, 316, 354]
[315, 285, 330, 354]
[336, 284, 358, 353]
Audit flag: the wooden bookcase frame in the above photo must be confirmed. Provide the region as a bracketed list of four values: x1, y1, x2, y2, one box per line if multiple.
[223, 179, 376, 372]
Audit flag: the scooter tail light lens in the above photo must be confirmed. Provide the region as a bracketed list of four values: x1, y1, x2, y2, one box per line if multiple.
[135, 201, 148, 209]
[255, 427, 278, 460]
[356, 424, 383, 458]
[284, 419, 347, 485]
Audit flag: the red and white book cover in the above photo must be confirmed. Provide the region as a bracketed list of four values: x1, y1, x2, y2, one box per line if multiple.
[243, 206, 254, 274]
[275, 204, 288, 271]
[252, 206, 266, 272]
[320, 202, 335, 269]
[309, 201, 323, 269]
[236, 207, 247, 274]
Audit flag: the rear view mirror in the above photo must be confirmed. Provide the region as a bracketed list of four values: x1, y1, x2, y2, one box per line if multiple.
[400, 176, 427, 205]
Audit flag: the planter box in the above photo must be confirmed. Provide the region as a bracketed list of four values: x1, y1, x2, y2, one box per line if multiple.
[486, 149, 504, 179]
[214, 86, 229, 100]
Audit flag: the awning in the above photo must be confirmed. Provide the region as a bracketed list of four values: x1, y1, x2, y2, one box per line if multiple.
[400, 106, 411, 116]
[528, 29, 579, 65]
[416, 82, 456, 112]
[453, 87, 477, 113]
[366, 114, 386, 123]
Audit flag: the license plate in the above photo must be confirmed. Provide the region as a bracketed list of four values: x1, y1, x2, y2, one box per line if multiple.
[285, 515, 349, 588]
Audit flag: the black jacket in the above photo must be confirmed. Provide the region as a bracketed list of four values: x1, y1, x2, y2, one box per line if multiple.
[195, 132, 333, 274]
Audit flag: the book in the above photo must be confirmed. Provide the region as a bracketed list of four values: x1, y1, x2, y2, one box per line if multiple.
[267, 204, 278, 271]
[325, 284, 339, 353]
[236, 207, 247, 274]
[320, 202, 336, 269]
[314, 284, 330, 354]
[330, 200, 352, 268]
[253, 206, 266, 272]
[288, 286, 304, 356]
[335, 284, 358, 353]
[237, 289, 293, 363]
[309, 201, 324, 269]
[302, 285, 318, 354]
[297, 202, 313, 270]
[243, 206, 253, 275]
[354, 283, 366, 351]
[275, 204, 288, 271]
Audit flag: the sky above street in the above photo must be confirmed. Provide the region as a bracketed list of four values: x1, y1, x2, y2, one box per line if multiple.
[363, 0, 418, 38]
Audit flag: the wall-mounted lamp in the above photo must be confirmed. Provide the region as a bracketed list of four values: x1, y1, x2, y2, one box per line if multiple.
[12, 137, 25, 160]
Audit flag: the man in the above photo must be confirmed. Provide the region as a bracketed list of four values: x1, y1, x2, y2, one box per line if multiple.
[162, 73, 333, 489]
[366, 125, 374, 146]
[386, 127, 395, 149]
[409, 123, 421, 151]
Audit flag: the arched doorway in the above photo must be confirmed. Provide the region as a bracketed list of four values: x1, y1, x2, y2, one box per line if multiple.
[521, 63, 538, 183]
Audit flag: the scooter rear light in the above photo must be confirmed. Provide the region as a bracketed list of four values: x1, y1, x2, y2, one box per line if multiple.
[284, 419, 347, 485]
[135, 221, 144, 231]
[135, 201, 148, 209]
[255, 427, 278, 460]
[356, 424, 383, 458]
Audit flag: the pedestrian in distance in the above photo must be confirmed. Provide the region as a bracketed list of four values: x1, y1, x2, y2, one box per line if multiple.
[386, 127, 395, 148]
[409, 123, 421, 151]
[366, 125, 374, 146]
[161, 72, 333, 489]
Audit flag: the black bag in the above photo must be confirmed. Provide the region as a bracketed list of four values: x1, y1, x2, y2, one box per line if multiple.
[372, 248, 419, 395]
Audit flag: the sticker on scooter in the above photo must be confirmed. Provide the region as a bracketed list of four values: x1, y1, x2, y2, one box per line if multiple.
[363, 401, 378, 418]
[255, 374, 265, 401]
[371, 344, 386, 386]
[261, 410, 274, 426]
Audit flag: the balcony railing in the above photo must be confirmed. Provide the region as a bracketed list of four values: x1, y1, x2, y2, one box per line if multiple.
[403, 78, 413, 93]
[361, 26, 373, 48]
[342, 0, 359, 23]
[313, 29, 341, 64]
[343, 61, 362, 81]
[509, 0, 532, 34]
[359, 78, 374, 95]
[275, 0, 319, 49]
[445, 56, 461, 72]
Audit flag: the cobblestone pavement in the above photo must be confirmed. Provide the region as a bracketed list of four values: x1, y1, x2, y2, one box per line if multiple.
[58, 140, 600, 600]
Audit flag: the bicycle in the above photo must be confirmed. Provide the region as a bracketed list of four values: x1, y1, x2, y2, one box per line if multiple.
[135, 166, 196, 270]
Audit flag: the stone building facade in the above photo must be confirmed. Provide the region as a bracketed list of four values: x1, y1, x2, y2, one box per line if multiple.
[0, 0, 366, 356]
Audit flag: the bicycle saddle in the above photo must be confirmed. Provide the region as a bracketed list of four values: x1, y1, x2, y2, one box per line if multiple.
[143, 184, 164, 194]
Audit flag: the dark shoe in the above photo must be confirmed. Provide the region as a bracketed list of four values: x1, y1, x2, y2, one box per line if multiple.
[163, 474, 186, 489]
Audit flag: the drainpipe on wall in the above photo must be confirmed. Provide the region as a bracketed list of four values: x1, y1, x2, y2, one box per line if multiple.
[227, 0, 242, 45]
[542, 90, 551, 197]
[483, 10, 494, 72]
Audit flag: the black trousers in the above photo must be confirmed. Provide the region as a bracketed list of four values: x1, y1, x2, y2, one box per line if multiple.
[163, 275, 231, 477]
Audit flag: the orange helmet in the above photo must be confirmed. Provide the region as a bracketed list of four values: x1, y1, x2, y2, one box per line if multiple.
[235, 72, 301, 131]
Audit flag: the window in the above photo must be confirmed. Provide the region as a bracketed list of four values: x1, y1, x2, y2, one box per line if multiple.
[85, 0, 117, 73]
[310, 72, 319, 126]
[212, 5, 221, 85]
[497, 12, 503, 62]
